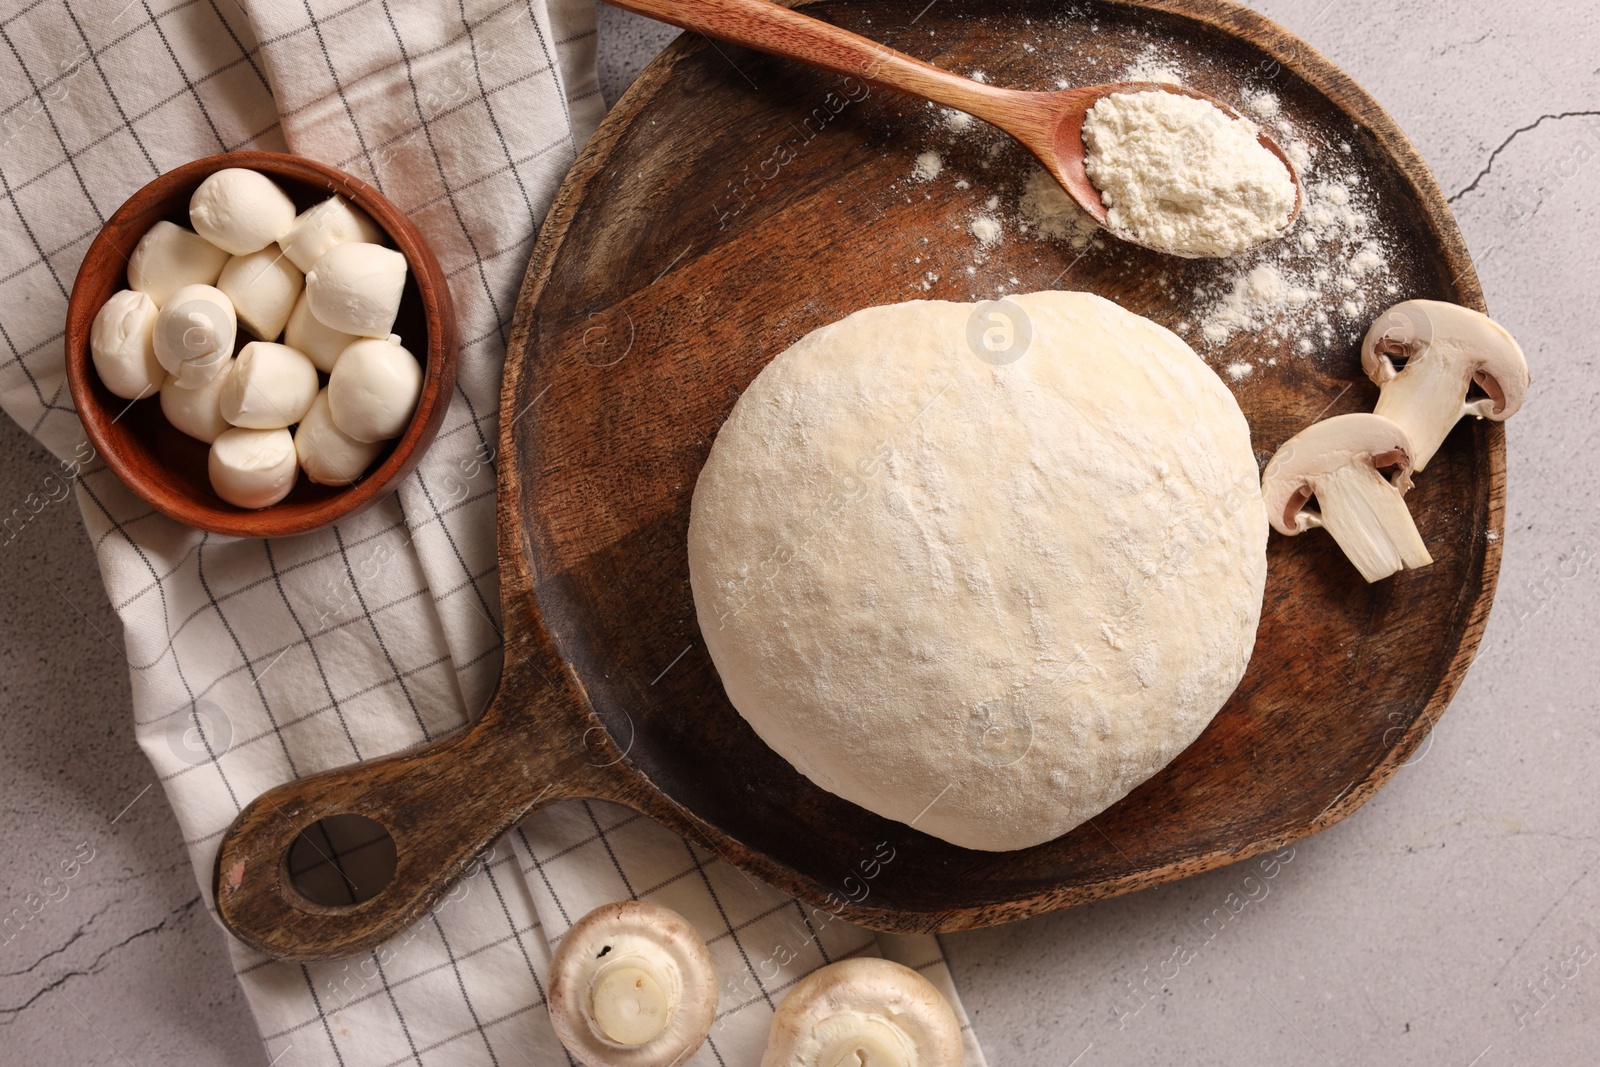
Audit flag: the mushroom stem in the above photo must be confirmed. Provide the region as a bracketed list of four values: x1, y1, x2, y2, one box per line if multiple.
[761, 957, 962, 1067]
[814, 1013, 917, 1067]
[588, 952, 677, 1046]
[1308, 460, 1432, 583]
[1371, 349, 1474, 473]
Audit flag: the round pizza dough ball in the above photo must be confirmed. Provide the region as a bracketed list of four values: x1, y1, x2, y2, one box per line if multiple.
[687, 291, 1267, 852]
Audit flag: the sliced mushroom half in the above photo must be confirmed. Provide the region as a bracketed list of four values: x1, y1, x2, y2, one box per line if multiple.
[1362, 299, 1529, 471]
[548, 900, 717, 1067]
[1261, 412, 1433, 583]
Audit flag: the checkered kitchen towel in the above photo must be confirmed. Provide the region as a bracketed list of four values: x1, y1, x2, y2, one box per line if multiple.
[0, 0, 987, 1064]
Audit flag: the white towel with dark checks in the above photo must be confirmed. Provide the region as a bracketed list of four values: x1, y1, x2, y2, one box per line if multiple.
[0, 1, 987, 1064]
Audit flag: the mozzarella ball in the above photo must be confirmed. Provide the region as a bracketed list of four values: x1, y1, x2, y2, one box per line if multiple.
[327, 335, 422, 442]
[305, 242, 408, 337]
[284, 291, 358, 373]
[295, 389, 385, 485]
[209, 427, 297, 509]
[217, 246, 304, 340]
[219, 341, 318, 429]
[161, 359, 233, 443]
[127, 221, 229, 306]
[89, 289, 165, 400]
[279, 195, 384, 273]
[153, 283, 236, 389]
[189, 169, 296, 256]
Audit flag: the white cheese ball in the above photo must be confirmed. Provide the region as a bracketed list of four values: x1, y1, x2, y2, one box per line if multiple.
[305, 242, 407, 338]
[326, 335, 421, 442]
[295, 389, 384, 485]
[189, 168, 297, 256]
[217, 245, 304, 341]
[209, 426, 297, 509]
[284, 291, 358, 373]
[279, 195, 384, 273]
[219, 341, 318, 429]
[89, 289, 164, 400]
[152, 283, 236, 389]
[161, 359, 233, 443]
[689, 291, 1268, 852]
[127, 221, 229, 306]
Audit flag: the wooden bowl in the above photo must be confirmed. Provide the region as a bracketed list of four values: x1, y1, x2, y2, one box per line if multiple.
[64, 152, 457, 538]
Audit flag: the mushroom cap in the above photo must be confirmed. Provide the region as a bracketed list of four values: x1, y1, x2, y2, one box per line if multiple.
[1261, 412, 1417, 535]
[547, 900, 717, 1067]
[1361, 299, 1529, 420]
[761, 957, 963, 1067]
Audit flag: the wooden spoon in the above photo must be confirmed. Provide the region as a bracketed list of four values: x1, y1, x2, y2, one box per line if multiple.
[605, 0, 1302, 253]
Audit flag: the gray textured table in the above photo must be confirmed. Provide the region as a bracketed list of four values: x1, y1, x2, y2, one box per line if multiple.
[2, 2, 1596, 1063]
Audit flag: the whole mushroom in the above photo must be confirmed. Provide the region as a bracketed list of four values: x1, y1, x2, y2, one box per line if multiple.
[1361, 299, 1529, 471]
[762, 957, 963, 1067]
[547, 900, 717, 1067]
[1261, 412, 1433, 584]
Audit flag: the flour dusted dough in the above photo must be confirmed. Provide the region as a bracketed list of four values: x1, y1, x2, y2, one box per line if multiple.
[688, 292, 1266, 851]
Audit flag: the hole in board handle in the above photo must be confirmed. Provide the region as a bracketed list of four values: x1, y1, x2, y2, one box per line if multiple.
[285, 813, 397, 907]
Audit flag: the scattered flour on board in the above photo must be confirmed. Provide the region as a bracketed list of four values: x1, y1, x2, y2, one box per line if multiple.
[912, 151, 943, 181]
[970, 216, 1002, 246]
[894, 39, 1399, 355]
[942, 107, 974, 133]
[1017, 168, 1103, 251]
[1243, 89, 1281, 119]
[1120, 50, 1184, 85]
[1113, 45, 1401, 356]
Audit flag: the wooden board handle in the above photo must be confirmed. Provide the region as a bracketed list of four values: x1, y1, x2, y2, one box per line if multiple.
[604, 0, 1040, 135]
[212, 661, 614, 961]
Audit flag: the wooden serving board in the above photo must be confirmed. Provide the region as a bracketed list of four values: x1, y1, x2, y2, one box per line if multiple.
[215, 0, 1501, 960]
[503, 0, 1500, 918]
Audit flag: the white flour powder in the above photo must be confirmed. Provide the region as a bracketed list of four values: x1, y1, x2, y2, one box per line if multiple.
[897, 39, 1398, 361]
[1082, 90, 1297, 258]
[912, 150, 943, 181]
[1018, 168, 1103, 251]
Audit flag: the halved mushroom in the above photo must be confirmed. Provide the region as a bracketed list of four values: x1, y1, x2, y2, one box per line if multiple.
[761, 957, 963, 1067]
[1261, 412, 1433, 583]
[1362, 299, 1529, 471]
[547, 900, 717, 1067]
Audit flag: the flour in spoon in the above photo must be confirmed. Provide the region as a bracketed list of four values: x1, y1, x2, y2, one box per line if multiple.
[1082, 90, 1297, 258]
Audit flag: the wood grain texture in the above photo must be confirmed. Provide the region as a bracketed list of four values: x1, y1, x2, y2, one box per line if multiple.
[64, 152, 457, 539]
[213, 0, 1503, 961]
